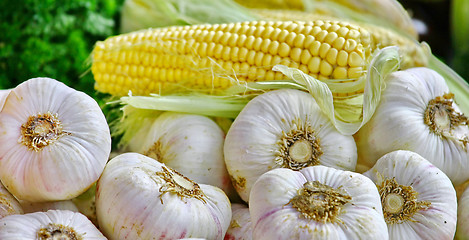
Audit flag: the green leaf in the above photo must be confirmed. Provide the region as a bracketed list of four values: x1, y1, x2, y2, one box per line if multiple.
[273, 46, 400, 135]
[119, 0, 257, 33]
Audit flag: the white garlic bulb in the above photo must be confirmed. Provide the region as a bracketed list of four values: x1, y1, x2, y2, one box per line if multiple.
[0, 181, 23, 218]
[127, 111, 234, 196]
[363, 150, 457, 240]
[225, 203, 253, 240]
[20, 200, 78, 213]
[355, 67, 469, 184]
[0, 209, 106, 239]
[249, 165, 388, 239]
[456, 185, 469, 239]
[0, 77, 111, 201]
[96, 152, 232, 239]
[225, 89, 357, 202]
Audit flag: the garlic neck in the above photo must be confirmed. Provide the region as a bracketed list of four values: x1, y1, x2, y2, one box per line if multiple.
[424, 93, 469, 146]
[37, 223, 83, 240]
[289, 181, 351, 223]
[155, 166, 206, 204]
[20, 112, 70, 151]
[144, 141, 163, 161]
[383, 193, 405, 214]
[275, 119, 323, 170]
[378, 178, 430, 224]
[289, 139, 314, 163]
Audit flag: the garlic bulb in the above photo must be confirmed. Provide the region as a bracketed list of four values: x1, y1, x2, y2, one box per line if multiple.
[0, 181, 23, 218]
[355, 67, 469, 184]
[0, 77, 111, 201]
[225, 203, 253, 240]
[456, 185, 469, 239]
[127, 111, 234, 196]
[0, 209, 106, 239]
[249, 165, 388, 239]
[20, 200, 78, 213]
[363, 150, 457, 240]
[224, 89, 357, 202]
[96, 152, 232, 239]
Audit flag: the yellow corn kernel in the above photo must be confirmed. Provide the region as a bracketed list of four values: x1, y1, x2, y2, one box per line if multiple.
[254, 9, 427, 68]
[91, 20, 377, 97]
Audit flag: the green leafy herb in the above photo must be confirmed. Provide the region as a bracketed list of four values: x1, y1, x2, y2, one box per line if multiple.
[0, 0, 124, 98]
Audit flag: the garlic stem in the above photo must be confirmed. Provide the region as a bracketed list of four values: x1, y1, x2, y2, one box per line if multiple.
[378, 177, 430, 224]
[20, 112, 70, 152]
[275, 119, 323, 170]
[288, 139, 314, 163]
[155, 166, 206, 203]
[383, 193, 404, 215]
[289, 180, 352, 223]
[37, 223, 81, 239]
[424, 93, 468, 136]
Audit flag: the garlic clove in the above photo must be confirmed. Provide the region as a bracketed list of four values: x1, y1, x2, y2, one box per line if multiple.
[0, 181, 23, 219]
[0, 209, 106, 239]
[249, 165, 388, 239]
[0, 77, 111, 202]
[355, 67, 469, 185]
[225, 89, 357, 202]
[127, 111, 235, 197]
[96, 152, 232, 240]
[224, 203, 253, 240]
[363, 150, 457, 240]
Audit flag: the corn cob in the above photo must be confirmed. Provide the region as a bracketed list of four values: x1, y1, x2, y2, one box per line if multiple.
[91, 20, 417, 97]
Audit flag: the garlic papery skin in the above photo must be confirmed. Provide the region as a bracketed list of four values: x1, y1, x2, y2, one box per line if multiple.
[0, 89, 11, 110]
[224, 203, 253, 240]
[249, 165, 388, 239]
[96, 152, 232, 240]
[0, 77, 111, 201]
[224, 89, 357, 202]
[355, 67, 469, 185]
[363, 150, 457, 240]
[127, 111, 234, 196]
[456, 185, 469, 239]
[0, 209, 106, 239]
[0, 181, 23, 218]
[20, 200, 79, 213]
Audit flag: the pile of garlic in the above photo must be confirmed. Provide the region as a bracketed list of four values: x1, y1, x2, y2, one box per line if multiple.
[0, 66, 468, 240]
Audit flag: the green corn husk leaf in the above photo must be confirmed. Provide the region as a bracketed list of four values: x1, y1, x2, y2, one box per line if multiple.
[112, 93, 250, 147]
[119, 94, 249, 118]
[120, 0, 256, 33]
[450, 0, 469, 82]
[273, 46, 400, 135]
[451, 0, 469, 49]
